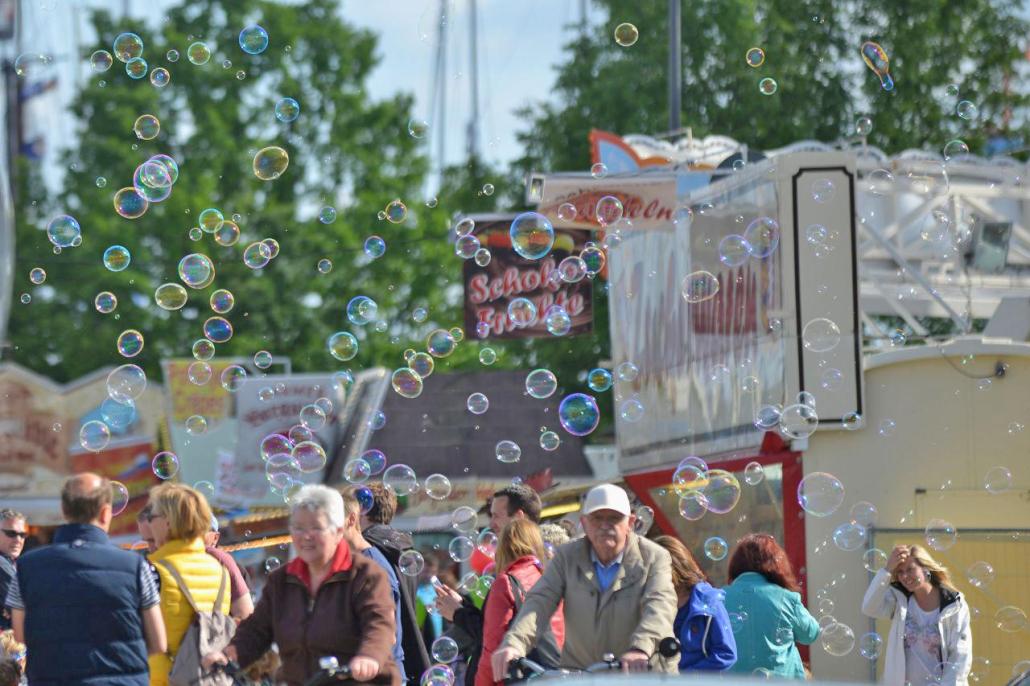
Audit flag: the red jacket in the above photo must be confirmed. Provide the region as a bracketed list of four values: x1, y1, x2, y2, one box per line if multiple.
[475, 556, 565, 686]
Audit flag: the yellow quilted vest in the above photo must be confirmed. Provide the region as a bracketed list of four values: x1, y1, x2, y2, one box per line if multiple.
[148, 537, 231, 686]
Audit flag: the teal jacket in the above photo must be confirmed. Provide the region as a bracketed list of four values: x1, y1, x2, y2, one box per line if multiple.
[722, 572, 820, 678]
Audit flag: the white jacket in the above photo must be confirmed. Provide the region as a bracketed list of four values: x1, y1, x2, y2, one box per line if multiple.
[861, 568, 972, 685]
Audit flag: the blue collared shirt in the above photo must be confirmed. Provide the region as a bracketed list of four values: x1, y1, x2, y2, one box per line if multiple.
[590, 548, 625, 593]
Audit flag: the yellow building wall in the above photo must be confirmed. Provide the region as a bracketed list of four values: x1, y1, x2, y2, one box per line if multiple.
[800, 345, 1030, 683]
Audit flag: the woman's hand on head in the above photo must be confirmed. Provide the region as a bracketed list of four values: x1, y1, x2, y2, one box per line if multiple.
[887, 545, 909, 573]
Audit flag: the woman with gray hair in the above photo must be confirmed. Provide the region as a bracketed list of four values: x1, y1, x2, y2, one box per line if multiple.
[203, 485, 401, 685]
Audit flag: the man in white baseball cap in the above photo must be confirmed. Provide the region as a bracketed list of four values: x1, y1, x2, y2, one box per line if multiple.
[491, 483, 677, 678]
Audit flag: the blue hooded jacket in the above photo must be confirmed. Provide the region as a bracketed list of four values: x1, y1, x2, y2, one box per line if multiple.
[674, 581, 737, 671]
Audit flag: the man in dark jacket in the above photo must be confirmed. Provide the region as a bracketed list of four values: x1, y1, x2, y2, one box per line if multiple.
[9, 473, 167, 685]
[360, 481, 430, 683]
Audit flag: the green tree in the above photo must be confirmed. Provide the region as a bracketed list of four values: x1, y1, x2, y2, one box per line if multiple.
[10, 0, 469, 384]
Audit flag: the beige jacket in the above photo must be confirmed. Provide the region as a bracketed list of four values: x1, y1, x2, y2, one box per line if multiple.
[498, 534, 677, 672]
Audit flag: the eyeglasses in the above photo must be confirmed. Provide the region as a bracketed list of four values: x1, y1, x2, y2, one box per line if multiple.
[1, 529, 27, 540]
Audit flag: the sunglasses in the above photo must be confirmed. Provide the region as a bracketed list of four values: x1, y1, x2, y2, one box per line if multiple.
[1, 529, 27, 540]
[146, 513, 166, 523]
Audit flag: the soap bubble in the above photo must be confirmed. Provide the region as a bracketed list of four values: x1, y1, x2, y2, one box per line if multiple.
[495, 440, 521, 464]
[384, 464, 418, 496]
[116, 329, 144, 358]
[539, 431, 561, 451]
[995, 606, 1028, 633]
[477, 529, 498, 557]
[966, 561, 995, 588]
[102, 245, 130, 272]
[152, 451, 180, 479]
[275, 97, 300, 123]
[595, 195, 623, 227]
[507, 298, 537, 327]
[863, 548, 887, 572]
[509, 212, 555, 260]
[855, 116, 873, 135]
[427, 329, 456, 358]
[744, 462, 765, 485]
[343, 459, 371, 484]
[111, 482, 130, 516]
[113, 32, 143, 61]
[849, 501, 878, 528]
[239, 25, 269, 54]
[682, 271, 720, 303]
[616, 361, 639, 382]
[704, 536, 728, 561]
[678, 492, 707, 521]
[187, 42, 211, 65]
[327, 332, 358, 361]
[407, 119, 429, 138]
[203, 317, 233, 344]
[384, 199, 407, 223]
[797, 472, 845, 517]
[744, 217, 780, 258]
[811, 179, 835, 203]
[558, 393, 600, 436]
[860, 41, 894, 91]
[745, 47, 765, 67]
[347, 296, 379, 326]
[779, 403, 818, 439]
[107, 364, 147, 403]
[398, 550, 425, 577]
[79, 420, 111, 452]
[133, 114, 160, 141]
[391, 368, 423, 398]
[125, 57, 148, 79]
[718, 235, 751, 267]
[758, 77, 778, 95]
[802, 318, 842, 352]
[466, 393, 489, 415]
[557, 203, 577, 221]
[587, 368, 613, 392]
[956, 100, 978, 120]
[832, 522, 867, 551]
[253, 146, 290, 180]
[590, 162, 607, 179]
[525, 369, 558, 399]
[451, 506, 478, 534]
[178, 254, 216, 289]
[943, 139, 969, 161]
[431, 636, 460, 663]
[613, 22, 638, 47]
[925, 519, 957, 551]
[91, 50, 113, 72]
[150, 68, 170, 87]
[820, 622, 855, 656]
[703, 470, 741, 514]
[47, 215, 81, 248]
[984, 466, 1012, 493]
[425, 474, 452, 500]
[364, 235, 386, 258]
[620, 398, 644, 422]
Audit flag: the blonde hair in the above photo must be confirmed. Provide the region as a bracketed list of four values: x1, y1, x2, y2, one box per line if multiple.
[891, 544, 958, 593]
[494, 519, 545, 574]
[0, 629, 25, 659]
[149, 483, 213, 541]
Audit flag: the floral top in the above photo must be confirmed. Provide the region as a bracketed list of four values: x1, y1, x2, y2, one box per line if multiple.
[904, 596, 942, 685]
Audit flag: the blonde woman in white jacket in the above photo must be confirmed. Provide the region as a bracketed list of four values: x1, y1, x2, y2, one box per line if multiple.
[862, 544, 972, 685]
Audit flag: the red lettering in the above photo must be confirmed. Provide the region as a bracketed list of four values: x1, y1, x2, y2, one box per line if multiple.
[468, 273, 489, 304]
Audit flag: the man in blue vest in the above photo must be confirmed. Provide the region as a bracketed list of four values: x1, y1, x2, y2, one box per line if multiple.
[7, 473, 167, 685]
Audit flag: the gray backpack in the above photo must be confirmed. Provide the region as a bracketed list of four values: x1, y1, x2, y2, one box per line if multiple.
[157, 560, 236, 686]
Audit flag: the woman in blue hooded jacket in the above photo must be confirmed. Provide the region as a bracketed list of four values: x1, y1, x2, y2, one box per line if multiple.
[655, 536, 736, 671]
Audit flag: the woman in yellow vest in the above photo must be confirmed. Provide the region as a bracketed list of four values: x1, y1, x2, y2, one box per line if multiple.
[146, 483, 230, 686]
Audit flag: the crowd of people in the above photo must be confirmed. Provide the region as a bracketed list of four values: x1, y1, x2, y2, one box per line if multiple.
[0, 474, 973, 685]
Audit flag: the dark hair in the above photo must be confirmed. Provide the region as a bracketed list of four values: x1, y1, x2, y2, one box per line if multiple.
[136, 503, 153, 523]
[61, 476, 113, 524]
[654, 536, 707, 594]
[0, 510, 24, 524]
[492, 484, 542, 523]
[0, 659, 18, 686]
[363, 481, 397, 525]
[727, 534, 800, 593]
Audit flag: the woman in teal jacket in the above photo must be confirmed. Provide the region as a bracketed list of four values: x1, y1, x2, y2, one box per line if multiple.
[722, 534, 820, 678]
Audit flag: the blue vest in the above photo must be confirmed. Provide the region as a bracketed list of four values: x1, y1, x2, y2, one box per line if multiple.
[17, 523, 149, 686]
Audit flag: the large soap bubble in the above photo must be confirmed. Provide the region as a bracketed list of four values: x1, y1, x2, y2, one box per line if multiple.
[797, 472, 845, 517]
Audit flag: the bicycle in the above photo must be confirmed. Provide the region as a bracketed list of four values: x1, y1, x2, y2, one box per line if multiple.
[506, 637, 681, 684]
[302, 657, 354, 686]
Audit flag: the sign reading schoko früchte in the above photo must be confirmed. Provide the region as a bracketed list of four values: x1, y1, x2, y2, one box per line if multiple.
[463, 217, 592, 339]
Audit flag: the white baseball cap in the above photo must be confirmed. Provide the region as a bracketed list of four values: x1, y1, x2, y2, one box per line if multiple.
[582, 484, 631, 517]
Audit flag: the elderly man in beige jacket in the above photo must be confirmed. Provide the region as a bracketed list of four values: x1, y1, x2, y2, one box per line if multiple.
[491, 484, 677, 679]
